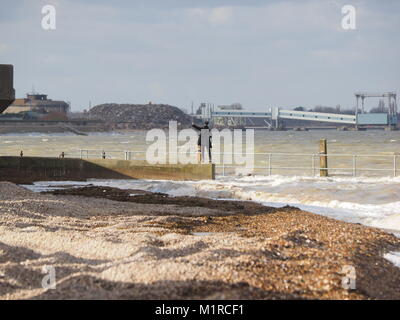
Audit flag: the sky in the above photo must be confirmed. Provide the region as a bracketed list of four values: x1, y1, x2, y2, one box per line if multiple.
[0, 0, 399, 112]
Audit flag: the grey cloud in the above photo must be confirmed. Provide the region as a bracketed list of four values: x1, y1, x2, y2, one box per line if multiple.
[0, 0, 398, 111]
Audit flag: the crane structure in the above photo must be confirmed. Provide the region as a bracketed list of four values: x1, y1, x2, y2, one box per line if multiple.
[195, 92, 398, 129]
[354, 92, 397, 128]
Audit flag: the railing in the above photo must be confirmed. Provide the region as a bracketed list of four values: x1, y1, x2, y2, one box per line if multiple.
[74, 149, 145, 160]
[217, 153, 398, 177]
[65, 149, 399, 178]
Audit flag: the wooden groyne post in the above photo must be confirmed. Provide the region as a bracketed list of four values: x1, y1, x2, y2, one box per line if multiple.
[319, 139, 328, 177]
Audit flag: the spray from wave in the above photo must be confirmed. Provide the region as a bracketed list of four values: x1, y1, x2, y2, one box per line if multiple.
[26, 174, 400, 232]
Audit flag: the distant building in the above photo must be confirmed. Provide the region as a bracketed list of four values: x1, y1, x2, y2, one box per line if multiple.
[3, 93, 70, 115]
[214, 103, 245, 127]
[217, 103, 243, 111]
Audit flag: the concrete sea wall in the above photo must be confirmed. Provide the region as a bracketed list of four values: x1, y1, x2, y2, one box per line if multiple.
[0, 156, 215, 183]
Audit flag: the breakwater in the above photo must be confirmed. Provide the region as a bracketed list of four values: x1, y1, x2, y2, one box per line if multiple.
[0, 156, 215, 183]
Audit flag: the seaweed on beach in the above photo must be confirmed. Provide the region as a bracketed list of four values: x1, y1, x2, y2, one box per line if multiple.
[44, 185, 280, 215]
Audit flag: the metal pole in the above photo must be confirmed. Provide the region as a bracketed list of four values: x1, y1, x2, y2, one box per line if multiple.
[388, 95, 392, 127]
[394, 94, 398, 129]
[312, 154, 315, 176]
[356, 96, 359, 115]
[355, 96, 359, 130]
[222, 155, 225, 177]
[268, 154, 272, 176]
[353, 155, 357, 177]
[361, 96, 365, 114]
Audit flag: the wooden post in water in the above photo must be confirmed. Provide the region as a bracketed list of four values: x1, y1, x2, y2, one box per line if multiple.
[319, 139, 328, 177]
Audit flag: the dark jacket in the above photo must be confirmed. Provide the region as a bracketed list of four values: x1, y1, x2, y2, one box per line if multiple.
[192, 124, 212, 148]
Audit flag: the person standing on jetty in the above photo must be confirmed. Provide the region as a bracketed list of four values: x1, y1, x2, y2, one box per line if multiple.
[192, 121, 212, 163]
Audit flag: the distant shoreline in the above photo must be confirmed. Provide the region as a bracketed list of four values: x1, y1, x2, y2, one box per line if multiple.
[0, 121, 107, 135]
[0, 124, 150, 135]
[0, 124, 394, 135]
[0, 121, 193, 134]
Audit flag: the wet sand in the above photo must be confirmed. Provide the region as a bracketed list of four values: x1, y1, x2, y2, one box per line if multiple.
[0, 182, 399, 300]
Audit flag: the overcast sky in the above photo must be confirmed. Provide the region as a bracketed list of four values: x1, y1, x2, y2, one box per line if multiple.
[1, 0, 399, 112]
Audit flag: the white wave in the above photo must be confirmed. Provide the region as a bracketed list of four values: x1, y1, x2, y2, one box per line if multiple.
[384, 251, 400, 268]
[27, 174, 400, 232]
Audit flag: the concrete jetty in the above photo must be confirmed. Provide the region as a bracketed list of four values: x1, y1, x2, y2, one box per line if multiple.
[0, 156, 215, 183]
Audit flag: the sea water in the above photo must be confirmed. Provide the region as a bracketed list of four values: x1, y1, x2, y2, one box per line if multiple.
[4, 130, 399, 231]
